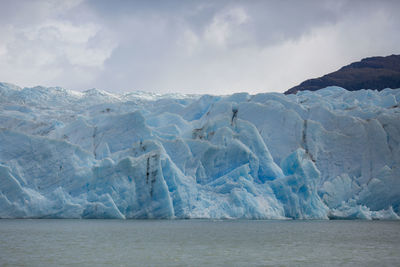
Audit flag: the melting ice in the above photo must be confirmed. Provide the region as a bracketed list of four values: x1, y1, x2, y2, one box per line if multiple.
[0, 83, 399, 219]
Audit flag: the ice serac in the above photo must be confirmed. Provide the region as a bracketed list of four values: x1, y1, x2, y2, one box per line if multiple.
[271, 149, 328, 219]
[0, 83, 399, 219]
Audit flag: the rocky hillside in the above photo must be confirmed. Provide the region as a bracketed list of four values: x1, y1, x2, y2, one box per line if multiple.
[285, 54, 400, 94]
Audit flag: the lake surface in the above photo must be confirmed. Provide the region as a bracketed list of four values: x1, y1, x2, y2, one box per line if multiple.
[0, 220, 399, 266]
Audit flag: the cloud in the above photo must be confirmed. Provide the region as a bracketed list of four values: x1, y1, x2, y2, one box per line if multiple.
[139, 2, 400, 94]
[13, 20, 113, 67]
[204, 7, 249, 47]
[0, 0, 116, 89]
[0, 0, 399, 93]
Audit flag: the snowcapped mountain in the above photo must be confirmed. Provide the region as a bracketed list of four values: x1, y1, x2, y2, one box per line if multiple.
[0, 83, 399, 219]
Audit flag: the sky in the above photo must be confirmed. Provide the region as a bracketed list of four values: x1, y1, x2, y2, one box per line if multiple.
[0, 0, 399, 94]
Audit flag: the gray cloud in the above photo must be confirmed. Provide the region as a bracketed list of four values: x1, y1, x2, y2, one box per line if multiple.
[0, 0, 399, 94]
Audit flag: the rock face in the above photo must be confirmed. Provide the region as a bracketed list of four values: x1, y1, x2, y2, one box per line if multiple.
[0, 82, 400, 219]
[285, 54, 400, 94]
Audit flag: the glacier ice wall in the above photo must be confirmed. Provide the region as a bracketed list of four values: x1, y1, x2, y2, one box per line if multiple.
[0, 82, 399, 219]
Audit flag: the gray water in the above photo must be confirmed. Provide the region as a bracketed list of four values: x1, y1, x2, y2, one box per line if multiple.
[0, 220, 399, 266]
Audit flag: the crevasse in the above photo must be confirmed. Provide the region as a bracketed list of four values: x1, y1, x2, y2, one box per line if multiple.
[0, 83, 399, 219]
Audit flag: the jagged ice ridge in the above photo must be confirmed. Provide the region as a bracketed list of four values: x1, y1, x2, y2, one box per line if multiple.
[0, 82, 399, 219]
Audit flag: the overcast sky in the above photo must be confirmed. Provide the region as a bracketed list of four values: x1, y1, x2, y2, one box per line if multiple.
[0, 0, 399, 94]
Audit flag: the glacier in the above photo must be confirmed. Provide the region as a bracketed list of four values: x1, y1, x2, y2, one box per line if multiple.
[0, 82, 399, 220]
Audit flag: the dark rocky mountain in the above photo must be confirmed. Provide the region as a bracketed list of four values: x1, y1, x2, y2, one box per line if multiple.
[284, 54, 400, 94]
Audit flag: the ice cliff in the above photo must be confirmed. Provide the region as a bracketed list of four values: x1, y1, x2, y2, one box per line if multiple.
[0, 82, 399, 219]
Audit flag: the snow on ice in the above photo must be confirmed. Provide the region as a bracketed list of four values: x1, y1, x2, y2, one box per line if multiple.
[0, 82, 399, 219]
